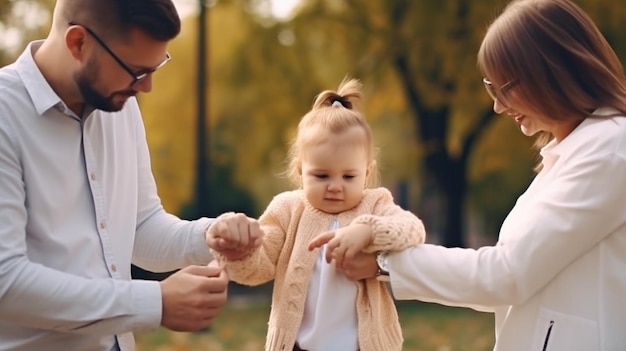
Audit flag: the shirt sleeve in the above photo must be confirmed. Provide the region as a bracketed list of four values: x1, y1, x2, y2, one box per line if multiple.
[352, 187, 425, 253]
[130, 103, 213, 272]
[388, 150, 626, 310]
[0, 115, 162, 335]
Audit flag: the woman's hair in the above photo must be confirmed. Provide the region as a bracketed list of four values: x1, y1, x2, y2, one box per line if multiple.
[55, 0, 180, 42]
[286, 78, 380, 188]
[478, 0, 626, 149]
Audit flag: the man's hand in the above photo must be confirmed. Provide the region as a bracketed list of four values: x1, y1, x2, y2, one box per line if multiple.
[159, 265, 228, 331]
[336, 250, 378, 281]
[206, 212, 264, 260]
[307, 223, 373, 269]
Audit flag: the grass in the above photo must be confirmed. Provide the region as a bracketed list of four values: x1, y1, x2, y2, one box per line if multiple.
[135, 297, 495, 351]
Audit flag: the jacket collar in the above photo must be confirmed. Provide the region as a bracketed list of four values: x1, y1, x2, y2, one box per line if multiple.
[540, 107, 622, 168]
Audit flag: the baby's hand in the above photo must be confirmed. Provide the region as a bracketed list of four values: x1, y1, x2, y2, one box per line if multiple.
[307, 223, 372, 269]
[206, 212, 264, 260]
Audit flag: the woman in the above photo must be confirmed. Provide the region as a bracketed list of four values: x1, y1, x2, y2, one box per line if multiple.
[309, 0, 626, 350]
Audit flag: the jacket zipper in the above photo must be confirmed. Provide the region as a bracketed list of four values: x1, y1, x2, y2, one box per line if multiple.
[542, 320, 555, 351]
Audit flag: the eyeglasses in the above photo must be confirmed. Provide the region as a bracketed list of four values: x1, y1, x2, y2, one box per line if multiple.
[482, 78, 518, 105]
[68, 22, 171, 87]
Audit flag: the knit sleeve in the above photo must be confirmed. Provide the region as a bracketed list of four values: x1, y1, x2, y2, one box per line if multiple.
[216, 192, 294, 286]
[351, 187, 425, 253]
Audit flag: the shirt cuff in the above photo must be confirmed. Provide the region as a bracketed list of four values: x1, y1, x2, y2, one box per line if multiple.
[131, 280, 162, 332]
[190, 217, 215, 264]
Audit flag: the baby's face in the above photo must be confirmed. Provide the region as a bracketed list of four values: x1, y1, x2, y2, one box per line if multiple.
[300, 129, 369, 214]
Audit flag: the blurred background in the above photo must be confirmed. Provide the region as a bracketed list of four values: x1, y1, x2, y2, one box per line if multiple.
[2, 0, 626, 349]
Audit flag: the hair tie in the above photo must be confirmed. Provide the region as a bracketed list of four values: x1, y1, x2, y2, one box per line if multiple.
[332, 100, 343, 108]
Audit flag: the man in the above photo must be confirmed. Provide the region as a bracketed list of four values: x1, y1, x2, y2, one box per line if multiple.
[0, 1, 262, 350]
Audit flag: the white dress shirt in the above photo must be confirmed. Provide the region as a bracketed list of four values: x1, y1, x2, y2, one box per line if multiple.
[0, 41, 213, 351]
[387, 108, 626, 351]
[297, 218, 359, 351]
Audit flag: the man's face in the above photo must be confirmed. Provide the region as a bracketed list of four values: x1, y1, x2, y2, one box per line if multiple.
[73, 26, 170, 112]
[74, 54, 138, 112]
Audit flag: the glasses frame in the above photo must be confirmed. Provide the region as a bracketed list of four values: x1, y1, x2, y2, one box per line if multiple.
[68, 21, 171, 87]
[482, 77, 518, 106]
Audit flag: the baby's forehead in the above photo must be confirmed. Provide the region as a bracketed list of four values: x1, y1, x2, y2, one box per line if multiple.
[304, 138, 368, 164]
[302, 125, 367, 144]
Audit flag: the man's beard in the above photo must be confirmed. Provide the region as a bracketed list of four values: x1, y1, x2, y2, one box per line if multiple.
[75, 59, 135, 113]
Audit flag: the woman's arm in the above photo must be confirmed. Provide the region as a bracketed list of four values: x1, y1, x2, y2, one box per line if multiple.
[388, 151, 626, 309]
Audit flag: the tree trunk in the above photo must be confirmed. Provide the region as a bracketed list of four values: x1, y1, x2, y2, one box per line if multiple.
[394, 54, 494, 248]
[442, 159, 467, 248]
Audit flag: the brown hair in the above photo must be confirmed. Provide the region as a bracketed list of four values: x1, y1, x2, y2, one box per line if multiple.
[286, 78, 380, 187]
[55, 0, 180, 42]
[478, 0, 626, 149]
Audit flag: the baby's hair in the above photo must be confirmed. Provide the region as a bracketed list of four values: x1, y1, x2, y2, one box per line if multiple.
[286, 77, 380, 187]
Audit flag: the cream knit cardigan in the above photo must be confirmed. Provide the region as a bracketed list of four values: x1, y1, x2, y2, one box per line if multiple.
[216, 187, 425, 351]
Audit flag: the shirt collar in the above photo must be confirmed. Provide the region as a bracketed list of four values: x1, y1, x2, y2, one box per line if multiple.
[540, 107, 620, 166]
[15, 40, 75, 117]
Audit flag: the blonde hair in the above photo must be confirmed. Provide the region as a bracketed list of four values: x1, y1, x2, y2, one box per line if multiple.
[286, 78, 380, 187]
[478, 0, 626, 152]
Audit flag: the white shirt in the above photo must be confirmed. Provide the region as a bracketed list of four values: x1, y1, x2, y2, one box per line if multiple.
[0, 41, 213, 351]
[387, 108, 626, 351]
[297, 218, 359, 351]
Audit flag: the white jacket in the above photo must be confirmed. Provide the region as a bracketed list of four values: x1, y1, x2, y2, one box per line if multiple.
[388, 108, 626, 351]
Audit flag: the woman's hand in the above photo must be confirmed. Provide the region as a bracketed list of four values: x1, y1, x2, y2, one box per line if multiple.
[336, 250, 378, 281]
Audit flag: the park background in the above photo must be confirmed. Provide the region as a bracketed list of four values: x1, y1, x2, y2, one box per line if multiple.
[2, 0, 626, 350]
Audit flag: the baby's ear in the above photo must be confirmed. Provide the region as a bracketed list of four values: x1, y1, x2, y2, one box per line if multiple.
[367, 160, 377, 177]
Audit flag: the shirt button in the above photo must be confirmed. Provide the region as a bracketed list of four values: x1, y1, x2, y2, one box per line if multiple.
[90, 173, 96, 181]
[111, 264, 117, 272]
[100, 221, 106, 229]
